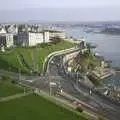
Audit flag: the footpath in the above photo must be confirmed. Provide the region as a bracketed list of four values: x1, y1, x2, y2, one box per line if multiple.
[0, 92, 32, 102]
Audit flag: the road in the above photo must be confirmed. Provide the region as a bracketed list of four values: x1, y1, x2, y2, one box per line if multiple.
[41, 53, 120, 120]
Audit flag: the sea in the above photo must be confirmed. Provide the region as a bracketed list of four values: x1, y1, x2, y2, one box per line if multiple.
[62, 25, 120, 87]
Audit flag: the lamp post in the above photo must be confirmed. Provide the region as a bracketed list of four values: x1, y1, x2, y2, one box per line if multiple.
[76, 72, 79, 88]
[18, 67, 21, 83]
[48, 72, 52, 96]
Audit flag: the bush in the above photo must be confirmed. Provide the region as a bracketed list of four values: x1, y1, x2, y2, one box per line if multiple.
[11, 80, 18, 84]
[39, 43, 49, 48]
[76, 106, 84, 113]
[87, 74, 101, 86]
[1, 75, 11, 81]
[50, 36, 62, 44]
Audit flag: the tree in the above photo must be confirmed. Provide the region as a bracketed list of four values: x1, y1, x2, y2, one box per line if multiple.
[86, 43, 97, 53]
[80, 41, 85, 49]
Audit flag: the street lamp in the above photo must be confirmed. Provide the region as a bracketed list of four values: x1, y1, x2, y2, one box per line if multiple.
[76, 72, 79, 88]
[47, 72, 52, 96]
[18, 67, 21, 83]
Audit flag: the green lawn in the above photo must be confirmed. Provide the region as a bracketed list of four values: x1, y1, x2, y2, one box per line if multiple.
[0, 94, 87, 120]
[0, 40, 73, 73]
[0, 81, 24, 97]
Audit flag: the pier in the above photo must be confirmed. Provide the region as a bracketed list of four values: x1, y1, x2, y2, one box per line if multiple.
[115, 70, 120, 73]
[97, 68, 115, 80]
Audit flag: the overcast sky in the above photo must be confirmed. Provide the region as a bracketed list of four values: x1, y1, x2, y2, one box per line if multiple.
[0, 0, 120, 22]
[1, 0, 120, 9]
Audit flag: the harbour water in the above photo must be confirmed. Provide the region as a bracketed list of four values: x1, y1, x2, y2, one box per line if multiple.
[64, 27, 120, 86]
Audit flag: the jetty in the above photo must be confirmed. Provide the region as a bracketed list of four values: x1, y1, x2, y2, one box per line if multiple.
[100, 68, 115, 79]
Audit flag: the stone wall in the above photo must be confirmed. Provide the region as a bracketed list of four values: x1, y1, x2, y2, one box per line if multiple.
[63, 51, 79, 64]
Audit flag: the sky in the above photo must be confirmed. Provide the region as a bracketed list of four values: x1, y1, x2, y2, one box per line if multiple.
[1, 0, 120, 9]
[0, 0, 120, 22]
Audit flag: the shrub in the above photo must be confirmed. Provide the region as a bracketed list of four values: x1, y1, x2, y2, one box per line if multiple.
[11, 80, 18, 84]
[76, 106, 84, 113]
[1, 75, 11, 81]
[50, 36, 62, 44]
[40, 43, 49, 48]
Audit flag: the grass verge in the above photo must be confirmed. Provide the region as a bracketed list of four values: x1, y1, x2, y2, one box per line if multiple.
[0, 94, 87, 120]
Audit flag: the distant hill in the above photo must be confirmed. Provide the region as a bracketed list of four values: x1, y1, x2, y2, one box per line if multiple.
[100, 28, 120, 35]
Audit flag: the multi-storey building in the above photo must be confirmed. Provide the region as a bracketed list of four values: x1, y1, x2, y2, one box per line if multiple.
[7, 24, 18, 34]
[49, 30, 66, 39]
[43, 31, 50, 43]
[0, 34, 14, 47]
[18, 31, 50, 46]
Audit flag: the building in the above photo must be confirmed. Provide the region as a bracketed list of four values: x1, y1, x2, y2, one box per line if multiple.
[18, 31, 50, 46]
[0, 28, 7, 34]
[7, 24, 18, 34]
[49, 30, 66, 39]
[0, 34, 14, 48]
[43, 31, 50, 43]
[74, 37, 87, 49]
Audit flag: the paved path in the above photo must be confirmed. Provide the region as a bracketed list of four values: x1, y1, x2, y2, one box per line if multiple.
[0, 92, 32, 102]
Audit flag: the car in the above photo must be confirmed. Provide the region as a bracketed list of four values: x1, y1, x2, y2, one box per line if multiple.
[51, 60, 54, 64]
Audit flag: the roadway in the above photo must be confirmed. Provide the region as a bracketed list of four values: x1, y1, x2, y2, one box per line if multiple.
[43, 55, 120, 120]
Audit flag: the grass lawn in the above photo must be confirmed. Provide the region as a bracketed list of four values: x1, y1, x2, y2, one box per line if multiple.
[0, 81, 24, 97]
[0, 40, 73, 73]
[0, 94, 87, 120]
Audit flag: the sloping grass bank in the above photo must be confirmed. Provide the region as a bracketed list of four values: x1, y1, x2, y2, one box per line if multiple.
[0, 40, 73, 73]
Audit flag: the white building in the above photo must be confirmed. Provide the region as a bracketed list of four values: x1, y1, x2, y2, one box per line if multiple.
[0, 28, 7, 34]
[0, 34, 14, 48]
[49, 30, 66, 39]
[7, 25, 18, 34]
[6, 34, 14, 47]
[29, 32, 44, 46]
[74, 37, 87, 49]
[18, 31, 50, 46]
[43, 31, 50, 43]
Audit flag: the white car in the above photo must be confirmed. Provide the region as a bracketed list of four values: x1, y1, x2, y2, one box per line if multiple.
[51, 60, 54, 64]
